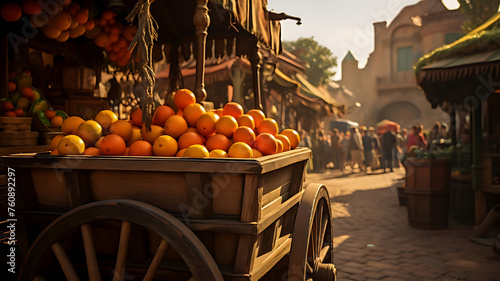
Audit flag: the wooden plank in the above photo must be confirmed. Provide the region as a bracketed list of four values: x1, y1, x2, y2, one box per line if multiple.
[16, 168, 38, 210]
[185, 172, 206, 219]
[214, 232, 238, 266]
[240, 174, 260, 223]
[0, 145, 50, 155]
[90, 170, 187, 214]
[183, 219, 258, 235]
[261, 165, 293, 195]
[32, 168, 69, 207]
[261, 192, 290, 219]
[261, 182, 291, 207]
[257, 190, 304, 234]
[234, 235, 258, 274]
[290, 161, 307, 194]
[64, 170, 92, 208]
[259, 148, 311, 174]
[250, 235, 292, 281]
[212, 173, 244, 216]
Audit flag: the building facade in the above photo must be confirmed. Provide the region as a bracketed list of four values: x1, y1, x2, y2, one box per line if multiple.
[340, 0, 466, 131]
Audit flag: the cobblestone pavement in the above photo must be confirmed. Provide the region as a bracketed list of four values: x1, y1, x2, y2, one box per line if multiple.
[305, 167, 500, 281]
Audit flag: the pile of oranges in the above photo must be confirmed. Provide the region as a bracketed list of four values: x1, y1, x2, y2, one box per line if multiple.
[51, 89, 300, 159]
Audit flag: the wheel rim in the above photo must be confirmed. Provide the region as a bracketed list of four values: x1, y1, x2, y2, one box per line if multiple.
[18, 200, 223, 281]
[288, 183, 336, 281]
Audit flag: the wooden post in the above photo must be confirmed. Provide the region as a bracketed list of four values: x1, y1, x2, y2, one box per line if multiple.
[471, 101, 484, 225]
[249, 43, 263, 110]
[1, 34, 8, 97]
[193, 0, 210, 102]
[450, 109, 457, 146]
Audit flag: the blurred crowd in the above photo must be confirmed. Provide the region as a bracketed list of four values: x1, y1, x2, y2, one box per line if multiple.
[299, 121, 458, 173]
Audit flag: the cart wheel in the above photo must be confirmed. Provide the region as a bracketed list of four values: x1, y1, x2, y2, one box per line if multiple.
[18, 199, 223, 281]
[288, 183, 336, 281]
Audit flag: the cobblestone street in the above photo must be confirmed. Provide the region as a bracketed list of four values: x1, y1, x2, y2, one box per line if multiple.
[305, 168, 500, 281]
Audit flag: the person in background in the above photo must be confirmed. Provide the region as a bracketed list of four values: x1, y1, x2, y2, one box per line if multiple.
[441, 123, 449, 139]
[429, 122, 441, 151]
[348, 127, 365, 172]
[360, 126, 376, 172]
[381, 129, 398, 172]
[331, 128, 341, 169]
[325, 133, 334, 168]
[339, 131, 350, 173]
[406, 125, 427, 151]
[368, 127, 381, 153]
[395, 129, 405, 166]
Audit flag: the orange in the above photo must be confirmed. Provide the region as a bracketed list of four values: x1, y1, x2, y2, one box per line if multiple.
[164, 115, 188, 139]
[99, 134, 126, 155]
[22, 87, 34, 99]
[68, 2, 80, 15]
[215, 115, 238, 138]
[223, 102, 244, 119]
[69, 24, 86, 38]
[76, 120, 103, 145]
[176, 148, 187, 157]
[280, 129, 300, 149]
[184, 144, 209, 158]
[41, 26, 61, 39]
[61, 116, 85, 135]
[153, 105, 175, 127]
[141, 124, 165, 144]
[183, 103, 206, 127]
[50, 134, 64, 151]
[129, 140, 153, 156]
[209, 149, 228, 158]
[84, 19, 95, 30]
[58, 135, 85, 156]
[257, 118, 279, 136]
[126, 126, 142, 147]
[14, 108, 24, 117]
[187, 127, 199, 134]
[1, 3, 22, 22]
[1, 101, 14, 111]
[153, 135, 178, 156]
[237, 114, 255, 129]
[74, 8, 88, 24]
[252, 148, 263, 158]
[94, 136, 105, 149]
[233, 126, 256, 147]
[196, 112, 219, 136]
[4, 111, 16, 117]
[45, 109, 56, 120]
[102, 9, 114, 20]
[254, 133, 277, 156]
[123, 25, 137, 41]
[56, 30, 69, 42]
[276, 139, 283, 153]
[247, 109, 265, 127]
[275, 134, 291, 151]
[83, 147, 101, 156]
[95, 110, 118, 132]
[51, 115, 64, 127]
[110, 120, 133, 142]
[51, 11, 72, 30]
[178, 132, 205, 150]
[176, 109, 183, 117]
[50, 149, 59, 155]
[123, 147, 130, 156]
[94, 32, 109, 48]
[22, 0, 42, 16]
[174, 89, 196, 110]
[228, 142, 253, 158]
[129, 107, 142, 127]
[8, 81, 16, 92]
[213, 108, 224, 118]
[205, 134, 231, 152]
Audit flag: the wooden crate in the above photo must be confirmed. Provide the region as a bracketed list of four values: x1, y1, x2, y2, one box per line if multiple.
[1, 147, 311, 280]
[0, 131, 39, 146]
[0, 116, 32, 132]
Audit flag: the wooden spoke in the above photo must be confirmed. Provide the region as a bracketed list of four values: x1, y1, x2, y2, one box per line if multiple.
[319, 206, 329, 251]
[319, 245, 331, 263]
[143, 239, 169, 281]
[80, 224, 101, 281]
[114, 220, 132, 281]
[51, 242, 81, 281]
[306, 262, 314, 274]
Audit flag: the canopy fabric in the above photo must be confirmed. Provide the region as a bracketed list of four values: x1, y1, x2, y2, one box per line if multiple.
[376, 119, 400, 134]
[272, 68, 300, 89]
[295, 73, 344, 108]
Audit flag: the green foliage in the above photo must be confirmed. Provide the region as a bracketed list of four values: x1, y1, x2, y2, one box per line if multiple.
[282, 37, 337, 86]
[458, 0, 500, 32]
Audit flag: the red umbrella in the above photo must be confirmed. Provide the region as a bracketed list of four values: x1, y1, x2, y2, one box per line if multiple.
[376, 119, 400, 134]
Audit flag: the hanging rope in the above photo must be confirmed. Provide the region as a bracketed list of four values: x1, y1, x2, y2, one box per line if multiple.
[126, 0, 158, 131]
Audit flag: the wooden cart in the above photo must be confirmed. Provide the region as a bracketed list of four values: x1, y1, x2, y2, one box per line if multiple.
[2, 147, 336, 281]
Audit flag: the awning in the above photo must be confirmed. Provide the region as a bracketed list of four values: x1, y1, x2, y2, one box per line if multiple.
[156, 58, 251, 84]
[295, 73, 344, 108]
[272, 68, 300, 89]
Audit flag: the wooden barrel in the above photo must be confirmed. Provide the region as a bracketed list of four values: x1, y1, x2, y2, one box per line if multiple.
[405, 188, 449, 229]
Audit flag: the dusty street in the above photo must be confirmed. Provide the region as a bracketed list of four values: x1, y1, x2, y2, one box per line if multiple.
[305, 168, 500, 281]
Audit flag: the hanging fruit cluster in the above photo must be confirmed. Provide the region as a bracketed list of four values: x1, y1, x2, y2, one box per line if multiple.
[84, 9, 138, 67]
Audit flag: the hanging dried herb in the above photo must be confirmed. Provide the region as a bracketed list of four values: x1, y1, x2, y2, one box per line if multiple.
[126, 0, 158, 131]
